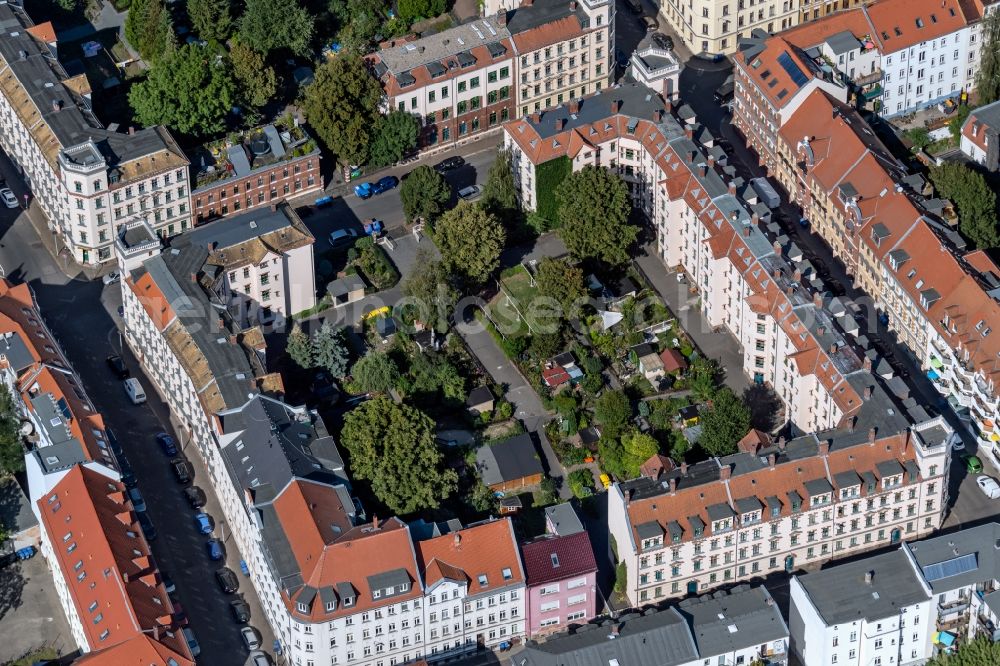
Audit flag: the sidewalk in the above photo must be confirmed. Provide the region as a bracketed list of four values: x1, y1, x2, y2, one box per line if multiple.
[21, 202, 103, 282]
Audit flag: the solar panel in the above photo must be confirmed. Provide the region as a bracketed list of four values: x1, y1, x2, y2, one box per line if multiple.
[777, 51, 809, 87]
[921, 553, 978, 582]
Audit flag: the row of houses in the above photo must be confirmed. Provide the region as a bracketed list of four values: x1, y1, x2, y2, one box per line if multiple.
[732, 0, 997, 168]
[0, 279, 195, 664]
[500, 78, 955, 607]
[0, 1, 322, 267]
[112, 217, 610, 665]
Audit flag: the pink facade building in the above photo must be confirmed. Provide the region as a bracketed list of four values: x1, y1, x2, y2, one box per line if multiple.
[521, 531, 598, 637]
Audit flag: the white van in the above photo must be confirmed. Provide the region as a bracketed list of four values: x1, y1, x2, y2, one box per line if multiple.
[123, 378, 146, 405]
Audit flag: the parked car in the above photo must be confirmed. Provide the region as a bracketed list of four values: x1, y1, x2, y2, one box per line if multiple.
[0, 188, 17, 209]
[714, 80, 735, 104]
[137, 512, 157, 541]
[458, 185, 483, 201]
[106, 355, 129, 379]
[206, 538, 224, 561]
[171, 599, 189, 626]
[372, 176, 399, 195]
[161, 571, 176, 595]
[247, 651, 271, 666]
[171, 458, 192, 484]
[128, 487, 147, 513]
[966, 455, 984, 473]
[184, 485, 207, 509]
[215, 566, 239, 593]
[651, 32, 674, 50]
[599, 473, 612, 489]
[182, 628, 201, 658]
[194, 513, 213, 534]
[156, 432, 178, 456]
[231, 598, 252, 623]
[123, 377, 146, 404]
[353, 182, 374, 199]
[978, 475, 1000, 499]
[952, 439, 966, 452]
[311, 371, 341, 404]
[241, 626, 262, 650]
[328, 227, 359, 247]
[102, 271, 121, 286]
[642, 15, 658, 30]
[615, 48, 628, 67]
[434, 156, 465, 172]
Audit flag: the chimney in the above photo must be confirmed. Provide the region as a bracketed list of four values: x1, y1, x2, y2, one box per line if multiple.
[813, 292, 822, 307]
[793, 268, 802, 282]
[828, 342, 837, 354]
[190, 273, 198, 283]
[611, 623, 621, 636]
[523, 0, 533, 6]
[669, 477, 677, 493]
[863, 356, 872, 371]
[728, 182, 737, 195]
[569, 99, 580, 114]
[611, 100, 621, 114]
[653, 109, 663, 123]
[217, 317, 224, 331]
[531, 111, 541, 124]
[228, 334, 238, 345]
[270, 202, 278, 212]
[681, 461, 688, 476]
[454, 532, 462, 546]
[773, 269, 781, 280]
[865, 570, 874, 585]
[777, 436, 786, 451]
[817, 325, 825, 336]
[51, 99, 62, 112]
[743, 224, 751, 237]
[786, 285, 794, 297]
[847, 416, 857, 433]
[773, 240, 782, 255]
[862, 385, 873, 400]
[128, 126, 135, 135]
[818, 440, 830, 457]
[751, 212, 760, 226]
[708, 154, 716, 169]
[497, 9, 507, 25]
[698, 163, 707, 177]
[556, 118, 566, 131]
[570, 0, 577, 8]
[768, 453, 776, 468]
[684, 125, 694, 139]
[868, 427, 877, 444]
[719, 464, 732, 481]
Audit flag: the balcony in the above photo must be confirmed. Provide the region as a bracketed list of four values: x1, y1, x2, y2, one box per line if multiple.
[855, 69, 884, 86]
[939, 598, 971, 617]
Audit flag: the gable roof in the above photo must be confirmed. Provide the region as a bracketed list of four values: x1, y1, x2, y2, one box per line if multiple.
[476, 433, 545, 485]
[521, 532, 597, 586]
[416, 519, 525, 595]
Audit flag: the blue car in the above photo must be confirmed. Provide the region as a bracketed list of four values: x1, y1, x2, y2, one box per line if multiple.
[206, 538, 224, 561]
[156, 432, 178, 456]
[353, 182, 374, 199]
[194, 513, 213, 534]
[372, 176, 399, 195]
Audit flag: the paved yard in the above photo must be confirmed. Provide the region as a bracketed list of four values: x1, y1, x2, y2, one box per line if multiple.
[0, 556, 75, 663]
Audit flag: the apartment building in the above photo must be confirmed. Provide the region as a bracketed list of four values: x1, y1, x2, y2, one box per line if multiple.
[734, 0, 988, 136]
[657, 0, 799, 58]
[521, 531, 598, 636]
[960, 99, 1000, 171]
[626, 42, 682, 100]
[797, 0, 869, 24]
[190, 121, 323, 223]
[370, 0, 613, 148]
[0, 3, 191, 265]
[518, 584, 789, 666]
[789, 549, 934, 666]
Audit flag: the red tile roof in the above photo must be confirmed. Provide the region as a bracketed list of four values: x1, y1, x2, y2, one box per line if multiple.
[863, 0, 967, 53]
[72, 634, 194, 666]
[659, 348, 687, 372]
[520, 532, 596, 586]
[542, 367, 570, 386]
[511, 16, 583, 53]
[416, 519, 524, 594]
[129, 273, 176, 332]
[38, 466, 189, 658]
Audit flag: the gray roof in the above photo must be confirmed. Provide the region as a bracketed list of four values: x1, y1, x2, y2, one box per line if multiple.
[826, 30, 862, 55]
[31, 440, 87, 474]
[983, 590, 1000, 618]
[706, 503, 735, 521]
[466, 385, 494, 408]
[0, 477, 37, 535]
[545, 503, 584, 536]
[519, 585, 787, 666]
[734, 496, 762, 514]
[506, 0, 587, 35]
[327, 274, 366, 298]
[876, 459, 904, 478]
[636, 521, 663, 540]
[0, 332, 36, 374]
[969, 99, 1000, 132]
[834, 470, 861, 489]
[375, 17, 511, 76]
[476, 433, 544, 485]
[367, 568, 412, 598]
[522, 82, 666, 141]
[184, 204, 308, 254]
[904, 523, 1000, 593]
[795, 550, 929, 625]
[803, 478, 833, 497]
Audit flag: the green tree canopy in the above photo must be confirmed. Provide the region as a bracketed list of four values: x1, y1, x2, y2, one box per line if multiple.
[400, 165, 451, 223]
[482, 147, 521, 228]
[125, 0, 176, 62]
[340, 397, 458, 514]
[369, 111, 419, 168]
[977, 10, 1000, 105]
[400, 248, 459, 332]
[327, 0, 388, 50]
[350, 351, 400, 394]
[312, 321, 350, 377]
[434, 203, 506, 287]
[238, 0, 314, 56]
[619, 430, 659, 478]
[302, 55, 383, 165]
[927, 637, 1000, 665]
[188, 0, 232, 42]
[930, 162, 999, 248]
[286, 323, 314, 369]
[594, 389, 631, 440]
[396, 0, 445, 24]
[688, 356, 719, 402]
[698, 388, 752, 457]
[229, 40, 278, 109]
[0, 384, 24, 476]
[535, 257, 587, 314]
[128, 44, 234, 136]
[556, 166, 637, 265]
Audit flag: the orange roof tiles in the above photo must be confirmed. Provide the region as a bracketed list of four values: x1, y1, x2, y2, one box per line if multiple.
[130, 273, 176, 332]
[26, 21, 56, 44]
[863, 0, 967, 53]
[416, 519, 523, 595]
[734, 37, 818, 109]
[780, 8, 881, 51]
[72, 634, 194, 666]
[511, 16, 584, 53]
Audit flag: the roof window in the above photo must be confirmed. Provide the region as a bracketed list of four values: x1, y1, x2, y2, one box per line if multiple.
[502, 567, 513, 580]
[478, 574, 489, 587]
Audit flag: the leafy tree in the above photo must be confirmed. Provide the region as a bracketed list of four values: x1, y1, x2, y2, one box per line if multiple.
[238, 0, 314, 56]
[369, 111, 419, 168]
[57, 0, 79, 11]
[286, 323, 314, 369]
[949, 104, 972, 144]
[400, 248, 459, 332]
[188, 0, 232, 42]
[594, 390, 630, 440]
[0, 385, 24, 476]
[688, 356, 719, 402]
[229, 40, 278, 109]
[312, 321, 350, 377]
[327, 0, 388, 50]
[397, 0, 445, 23]
[698, 388, 751, 457]
[906, 127, 931, 151]
[930, 162, 999, 248]
[556, 166, 636, 265]
[977, 10, 1000, 105]
[125, 0, 175, 62]
[129, 44, 234, 136]
[568, 468, 594, 499]
[535, 257, 587, 313]
[470, 479, 497, 512]
[927, 637, 1000, 665]
[434, 203, 506, 287]
[340, 397, 458, 514]
[350, 351, 399, 394]
[482, 147, 521, 226]
[528, 332, 562, 360]
[400, 165, 451, 222]
[619, 431, 659, 478]
[302, 55, 382, 165]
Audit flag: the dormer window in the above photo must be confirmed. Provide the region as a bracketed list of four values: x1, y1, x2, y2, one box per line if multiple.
[883, 474, 902, 489]
[344, 597, 354, 607]
[386, 586, 394, 595]
[811, 493, 831, 507]
[373, 589, 381, 599]
[742, 511, 760, 524]
[297, 602, 308, 613]
[399, 583, 408, 591]
[325, 601, 336, 612]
